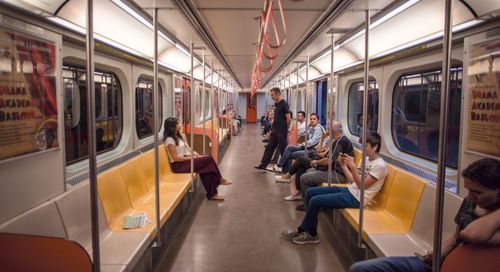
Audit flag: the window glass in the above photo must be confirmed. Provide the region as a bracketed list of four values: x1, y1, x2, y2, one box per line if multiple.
[204, 90, 211, 119]
[135, 78, 162, 139]
[347, 81, 379, 136]
[392, 67, 462, 168]
[63, 65, 123, 165]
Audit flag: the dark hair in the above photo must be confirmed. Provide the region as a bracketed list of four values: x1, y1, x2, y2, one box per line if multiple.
[270, 87, 281, 95]
[462, 158, 500, 189]
[163, 117, 183, 145]
[297, 111, 306, 118]
[366, 132, 382, 153]
[289, 111, 293, 119]
[310, 113, 319, 120]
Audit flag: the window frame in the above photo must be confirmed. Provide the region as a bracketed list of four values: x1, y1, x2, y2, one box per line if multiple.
[135, 76, 163, 139]
[390, 66, 463, 169]
[62, 64, 123, 165]
[346, 79, 379, 137]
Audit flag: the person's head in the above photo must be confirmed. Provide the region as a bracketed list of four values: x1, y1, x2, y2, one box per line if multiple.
[331, 121, 344, 137]
[297, 111, 306, 122]
[365, 132, 382, 156]
[163, 117, 182, 145]
[462, 158, 500, 210]
[357, 114, 363, 126]
[270, 87, 282, 101]
[309, 113, 319, 126]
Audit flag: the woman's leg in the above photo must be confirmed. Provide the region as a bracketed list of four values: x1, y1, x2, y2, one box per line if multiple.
[199, 172, 220, 199]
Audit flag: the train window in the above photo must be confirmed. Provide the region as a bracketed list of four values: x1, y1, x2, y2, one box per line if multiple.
[63, 65, 123, 165]
[347, 81, 379, 137]
[392, 67, 462, 168]
[135, 78, 162, 139]
[204, 90, 211, 119]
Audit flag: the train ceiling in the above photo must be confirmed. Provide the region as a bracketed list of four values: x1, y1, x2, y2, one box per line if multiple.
[1, 0, 499, 91]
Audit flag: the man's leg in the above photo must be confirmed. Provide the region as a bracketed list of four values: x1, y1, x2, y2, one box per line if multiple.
[299, 187, 359, 236]
[349, 256, 430, 272]
[276, 132, 288, 156]
[277, 145, 301, 167]
[300, 169, 329, 206]
[258, 132, 279, 167]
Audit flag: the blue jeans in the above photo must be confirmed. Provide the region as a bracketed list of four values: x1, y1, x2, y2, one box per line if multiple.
[278, 145, 303, 171]
[349, 256, 430, 272]
[299, 186, 359, 236]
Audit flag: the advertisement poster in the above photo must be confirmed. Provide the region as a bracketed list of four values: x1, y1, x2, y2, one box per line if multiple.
[466, 37, 500, 157]
[0, 28, 58, 161]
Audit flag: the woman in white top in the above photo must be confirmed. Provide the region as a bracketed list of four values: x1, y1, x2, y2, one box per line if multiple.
[163, 117, 231, 201]
[281, 132, 387, 245]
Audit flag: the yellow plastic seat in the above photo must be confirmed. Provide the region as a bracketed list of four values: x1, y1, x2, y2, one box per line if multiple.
[97, 168, 155, 233]
[119, 158, 152, 208]
[341, 167, 426, 237]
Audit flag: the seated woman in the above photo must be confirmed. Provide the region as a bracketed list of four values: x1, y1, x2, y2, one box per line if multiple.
[281, 132, 387, 244]
[163, 117, 232, 201]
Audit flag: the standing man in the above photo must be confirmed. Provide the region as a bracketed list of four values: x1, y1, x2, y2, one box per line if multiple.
[255, 87, 291, 170]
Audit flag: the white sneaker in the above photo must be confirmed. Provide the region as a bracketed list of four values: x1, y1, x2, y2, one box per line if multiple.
[275, 175, 291, 183]
[284, 194, 302, 201]
[266, 166, 275, 172]
[273, 165, 283, 172]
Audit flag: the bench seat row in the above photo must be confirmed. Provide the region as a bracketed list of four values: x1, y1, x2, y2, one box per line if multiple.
[0, 145, 197, 271]
[324, 149, 463, 258]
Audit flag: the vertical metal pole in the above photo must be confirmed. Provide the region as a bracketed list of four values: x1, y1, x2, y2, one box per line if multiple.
[305, 54, 310, 150]
[211, 59, 214, 156]
[202, 49, 206, 155]
[296, 62, 299, 141]
[86, 1, 100, 271]
[358, 9, 370, 248]
[328, 34, 335, 186]
[433, 0, 453, 270]
[152, 8, 162, 246]
[190, 42, 194, 186]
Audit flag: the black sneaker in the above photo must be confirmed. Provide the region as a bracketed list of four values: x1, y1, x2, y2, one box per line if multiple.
[296, 204, 306, 211]
[254, 165, 267, 170]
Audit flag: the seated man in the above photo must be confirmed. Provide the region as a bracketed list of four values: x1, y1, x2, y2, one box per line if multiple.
[271, 113, 324, 172]
[349, 158, 500, 272]
[281, 132, 387, 244]
[292, 121, 354, 209]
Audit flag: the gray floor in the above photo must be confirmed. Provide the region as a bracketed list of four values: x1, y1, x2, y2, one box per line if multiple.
[156, 124, 346, 272]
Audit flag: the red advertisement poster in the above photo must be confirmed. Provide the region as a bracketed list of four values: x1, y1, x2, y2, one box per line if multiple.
[0, 29, 58, 161]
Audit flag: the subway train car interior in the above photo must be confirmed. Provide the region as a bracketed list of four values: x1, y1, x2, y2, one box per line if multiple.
[1, 0, 500, 271]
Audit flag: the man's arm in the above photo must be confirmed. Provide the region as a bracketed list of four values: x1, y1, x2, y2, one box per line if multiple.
[286, 113, 291, 127]
[460, 208, 500, 245]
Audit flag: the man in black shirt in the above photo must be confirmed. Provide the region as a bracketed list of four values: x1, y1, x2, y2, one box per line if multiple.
[349, 158, 500, 272]
[255, 87, 291, 170]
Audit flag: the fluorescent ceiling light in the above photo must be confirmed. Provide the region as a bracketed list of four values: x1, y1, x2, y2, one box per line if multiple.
[111, 0, 152, 29]
[370, 0, 421, 29]
[47, 17, 85, 34]
[372, 19, 484, 59]
[95, 33, 148, 58]
[175, 43, 191, 57]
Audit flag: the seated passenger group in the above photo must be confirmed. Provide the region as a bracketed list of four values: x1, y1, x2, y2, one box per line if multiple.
[281, 132, 387, 244]
[163, 117, 232, 201]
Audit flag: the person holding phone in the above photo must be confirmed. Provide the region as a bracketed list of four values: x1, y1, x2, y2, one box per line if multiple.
[349, 158, 500, 272]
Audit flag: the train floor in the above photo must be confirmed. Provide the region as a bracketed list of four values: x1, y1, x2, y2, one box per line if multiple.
[156, 124, 346, 272]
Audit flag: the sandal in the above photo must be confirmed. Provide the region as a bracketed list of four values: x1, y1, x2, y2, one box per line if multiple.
[210, 194, 225, 201]
[220, 178, 233, 185]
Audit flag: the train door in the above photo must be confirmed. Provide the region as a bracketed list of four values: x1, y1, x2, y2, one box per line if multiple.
[316, 80, 328, 127]
[246, 93, 257, 123]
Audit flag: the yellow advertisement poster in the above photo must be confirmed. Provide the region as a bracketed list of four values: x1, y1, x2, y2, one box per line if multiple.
[0, 28, 58, 161]
[466, 37, 500, 157]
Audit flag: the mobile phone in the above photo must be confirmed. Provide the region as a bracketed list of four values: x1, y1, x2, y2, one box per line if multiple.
[414, 252, 425, 261]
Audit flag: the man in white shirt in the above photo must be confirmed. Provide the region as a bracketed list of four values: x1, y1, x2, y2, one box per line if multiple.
[296, 111, 306, 137]
[281, 132, 387, 245]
